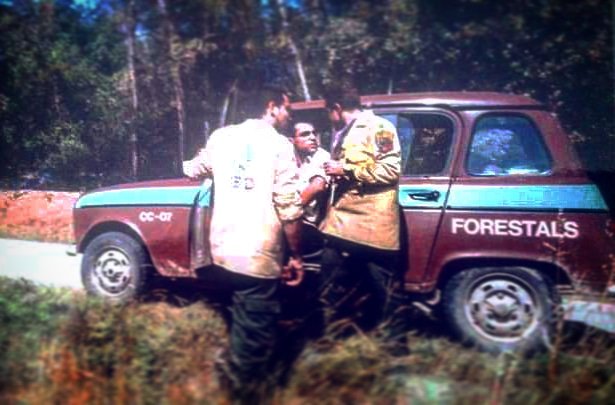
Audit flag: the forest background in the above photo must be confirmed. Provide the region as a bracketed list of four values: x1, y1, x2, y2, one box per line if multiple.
[0, 0, 613, 188]
[0, 2, 614, 402]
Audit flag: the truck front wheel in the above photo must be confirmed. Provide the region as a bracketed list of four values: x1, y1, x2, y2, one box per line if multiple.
[81, 232, 150, 302]
[442, 266, 556, 353]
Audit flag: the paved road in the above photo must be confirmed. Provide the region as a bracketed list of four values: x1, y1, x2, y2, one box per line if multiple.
[0, 238, 613, 334]
[0, 238, 82, 289]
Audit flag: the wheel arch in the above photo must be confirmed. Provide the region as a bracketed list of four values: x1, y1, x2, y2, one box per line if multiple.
[78, 222, 152, 266]
[435, 257, 573, 293]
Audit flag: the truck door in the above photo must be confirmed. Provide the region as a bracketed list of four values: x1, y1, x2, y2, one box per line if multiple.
[376, 110, 459, 291]
[190, 179, 213, 270]
[429, 111, 609, 287]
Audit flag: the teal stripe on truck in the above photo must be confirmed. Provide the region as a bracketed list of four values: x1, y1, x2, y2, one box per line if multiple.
[75, 186, 208, 208]
[398, 184, 607, 211]
[446, 184, 607, 211]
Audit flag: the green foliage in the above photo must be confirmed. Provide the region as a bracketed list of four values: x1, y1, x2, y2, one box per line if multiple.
[409, 0, 614, 170]
[0, 277, 227, 403]
[0, 277, 73, 392]
[0, 1, 128, 184]
[284, 330, 615, 404]
[0, 277, 613, 403]
[0, 0, 612, 186]
[41, 296, 227, 404]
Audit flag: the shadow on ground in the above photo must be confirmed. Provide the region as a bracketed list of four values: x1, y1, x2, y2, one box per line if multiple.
[142, 276, 454, 341]
[140, 275, 615, 355]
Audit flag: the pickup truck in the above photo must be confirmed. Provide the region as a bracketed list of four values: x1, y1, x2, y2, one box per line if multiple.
[72, 92, 615, 352]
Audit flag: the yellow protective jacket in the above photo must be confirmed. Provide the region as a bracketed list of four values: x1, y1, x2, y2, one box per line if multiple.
[320, 111, 401, 250]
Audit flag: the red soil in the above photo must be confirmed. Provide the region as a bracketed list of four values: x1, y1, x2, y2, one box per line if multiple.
[0, 191, 80, 244]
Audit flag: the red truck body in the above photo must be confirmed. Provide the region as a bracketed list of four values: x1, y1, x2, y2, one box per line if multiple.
[73, 92, 615, 351]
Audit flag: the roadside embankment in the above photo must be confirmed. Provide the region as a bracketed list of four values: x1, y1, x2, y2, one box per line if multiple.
[0, 190, 80, 243]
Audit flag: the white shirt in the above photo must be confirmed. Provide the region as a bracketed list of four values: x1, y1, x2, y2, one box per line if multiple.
[184, 119, 303, 278]
[297, 147, 330, 226]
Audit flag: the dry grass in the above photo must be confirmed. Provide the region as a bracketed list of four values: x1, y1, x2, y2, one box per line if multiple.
[1, 277, 613, 404]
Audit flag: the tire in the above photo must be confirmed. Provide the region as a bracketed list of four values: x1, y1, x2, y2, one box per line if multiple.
[81, 232, 150, 303]
[442, 266, 556, 353]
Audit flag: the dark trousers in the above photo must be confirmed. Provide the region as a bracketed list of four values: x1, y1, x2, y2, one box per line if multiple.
[197, 266, 280, 400]
[319, 236, 407, 338]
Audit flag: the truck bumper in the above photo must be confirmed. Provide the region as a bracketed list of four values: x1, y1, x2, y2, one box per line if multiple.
[66, 245, 78, 257]
[562, 297, 615, 334]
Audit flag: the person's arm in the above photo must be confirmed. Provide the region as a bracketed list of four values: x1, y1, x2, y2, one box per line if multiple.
[326, 121, 401, 185]
[273, 140, 305, 286]
[281, 218, 304, 286]
[183, 131, 219, 179]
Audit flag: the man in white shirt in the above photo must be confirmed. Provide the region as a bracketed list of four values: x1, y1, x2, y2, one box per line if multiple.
[183, 89, 303, 402]
[289, 122, 330, 262]
[273, 122, 331, 387]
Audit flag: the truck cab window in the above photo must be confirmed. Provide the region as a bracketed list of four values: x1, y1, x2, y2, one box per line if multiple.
[379, 113, 454, 176]
[467, 115, 551, 176]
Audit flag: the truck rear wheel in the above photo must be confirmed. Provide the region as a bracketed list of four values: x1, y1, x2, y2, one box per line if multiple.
[81, 232, 150, 302]
[442, 266, 556, 353]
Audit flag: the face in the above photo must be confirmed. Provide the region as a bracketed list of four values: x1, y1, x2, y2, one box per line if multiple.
[293, 123, 319, 155]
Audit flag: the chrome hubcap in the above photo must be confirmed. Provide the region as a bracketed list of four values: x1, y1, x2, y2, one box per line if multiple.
[465, 276, 539, 342]
[92, 249, 132, 296]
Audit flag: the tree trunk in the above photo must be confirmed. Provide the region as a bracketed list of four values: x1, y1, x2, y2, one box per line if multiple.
[158, 0, 186, 172]
[219, 80, 238, 128]
[275, 0, 311, 101]
[123, 0, 139, 180]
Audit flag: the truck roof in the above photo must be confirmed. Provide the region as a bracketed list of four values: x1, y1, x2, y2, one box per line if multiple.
[291, 91, 544, 111]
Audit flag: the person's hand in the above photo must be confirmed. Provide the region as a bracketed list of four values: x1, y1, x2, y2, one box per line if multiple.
[182, 160, 198, 179]
[323, 160, 345, 176]
[183, 149, 209, 180]
[282, 256, 304, 287]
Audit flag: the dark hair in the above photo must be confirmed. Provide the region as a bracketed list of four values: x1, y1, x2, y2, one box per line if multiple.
[323, 83, 361, 111]
[239, 85, 290, 119]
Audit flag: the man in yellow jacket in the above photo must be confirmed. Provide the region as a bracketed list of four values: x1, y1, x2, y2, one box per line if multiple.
[320, 84, 407, 350]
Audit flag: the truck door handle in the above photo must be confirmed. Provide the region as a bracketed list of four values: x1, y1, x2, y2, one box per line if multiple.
[408, 191, 441, 201]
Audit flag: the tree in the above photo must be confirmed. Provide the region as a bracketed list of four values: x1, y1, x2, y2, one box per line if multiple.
[0, 0, 130, 186]
[414, 0, 614, 171]
[156, 0, 186, 172]
[0, 0, 611, 187]
[121, 0, 139, 179]
[275, 0, 311, 100]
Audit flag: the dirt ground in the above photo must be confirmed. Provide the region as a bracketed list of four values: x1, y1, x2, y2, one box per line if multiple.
[0, 191, 81, 244]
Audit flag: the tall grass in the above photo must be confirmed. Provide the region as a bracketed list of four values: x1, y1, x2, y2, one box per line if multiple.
[0, 277, 227, 404]
[1, 276, 613, 404]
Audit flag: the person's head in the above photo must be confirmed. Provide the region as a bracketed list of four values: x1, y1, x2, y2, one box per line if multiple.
[291, 122, 319, 156]
[242, 86, 292, 131]
[323, 84, 361, 129]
